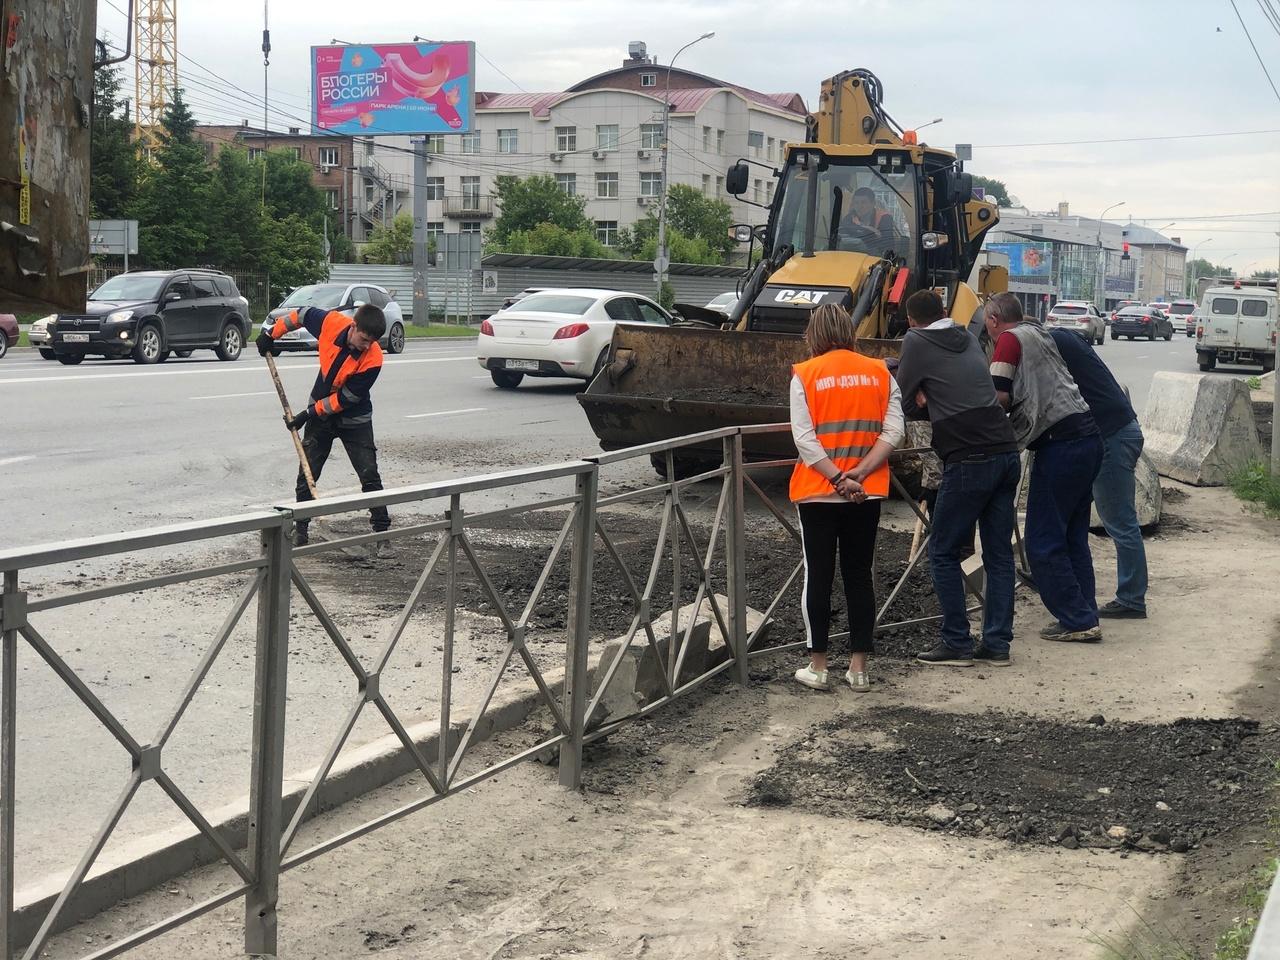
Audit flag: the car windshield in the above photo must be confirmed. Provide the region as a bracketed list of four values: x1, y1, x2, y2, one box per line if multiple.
[1118, 308, 1148, 317]
[1053, 306, 1087, 315]
[89, 275, 166, 302]
[281, 284, 348, 309]
[1168, 302, 1195, 315]
[773, 153, 916, 262]
[513, 294, 595, 316]
[706, 293, 737, 308]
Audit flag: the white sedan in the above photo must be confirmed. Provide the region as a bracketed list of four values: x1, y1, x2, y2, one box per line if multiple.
[477, 288, 673, 388]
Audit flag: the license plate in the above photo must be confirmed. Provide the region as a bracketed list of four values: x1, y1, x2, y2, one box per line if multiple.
[506, 359, 539, 371]
[63, 333, 90, 343]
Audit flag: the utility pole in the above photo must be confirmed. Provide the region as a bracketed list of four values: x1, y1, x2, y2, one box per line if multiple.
[655, 32, 714, 301]
[1095, 201, 1125, 315]
[412, 137, 430, 324]
[1273, 228, 1279, 477]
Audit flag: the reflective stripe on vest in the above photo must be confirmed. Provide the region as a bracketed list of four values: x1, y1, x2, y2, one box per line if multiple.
[789, 349, 892, 502]
[312, 312, 382, 417]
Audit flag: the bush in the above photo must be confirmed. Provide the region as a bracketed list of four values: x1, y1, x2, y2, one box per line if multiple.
[1229, 461, 1280, 515]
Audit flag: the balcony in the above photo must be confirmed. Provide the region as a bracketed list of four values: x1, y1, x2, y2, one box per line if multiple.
[444, 196, 494, 219]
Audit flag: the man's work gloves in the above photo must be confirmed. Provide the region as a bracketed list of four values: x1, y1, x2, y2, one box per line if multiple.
[256, 328, 279, 357]
[285, 409, 312, 432]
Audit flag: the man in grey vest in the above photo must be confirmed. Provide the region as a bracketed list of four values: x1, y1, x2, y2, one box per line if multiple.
[985, 293, 1105, 643]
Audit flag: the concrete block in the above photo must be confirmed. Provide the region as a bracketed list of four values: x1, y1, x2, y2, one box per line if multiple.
[1140, 373, 1264, 486]
[1091, 450, 1164, 529]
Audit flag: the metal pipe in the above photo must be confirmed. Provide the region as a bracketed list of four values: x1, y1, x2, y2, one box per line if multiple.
[1, 572, 16, 960]
[802, 151, 819, 258]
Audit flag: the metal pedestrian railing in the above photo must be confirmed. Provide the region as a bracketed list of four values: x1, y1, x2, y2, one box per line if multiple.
[0, 426, 1007, 959]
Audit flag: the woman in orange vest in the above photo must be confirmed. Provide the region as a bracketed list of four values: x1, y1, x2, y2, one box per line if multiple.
[790, 303, 904, 692]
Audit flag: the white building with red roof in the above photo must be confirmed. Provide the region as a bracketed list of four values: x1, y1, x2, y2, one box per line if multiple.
[355, 42, 807, 250]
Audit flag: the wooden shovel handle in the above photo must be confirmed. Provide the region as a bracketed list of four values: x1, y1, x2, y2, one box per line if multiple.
[265, 352, 319, 500]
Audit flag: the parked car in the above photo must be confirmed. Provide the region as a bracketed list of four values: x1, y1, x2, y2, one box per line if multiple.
[1109, 299, 1141, 325]
[476, 288, 673, 388]
[1045, 301, 1106, 345]
[1195, 282, 1276, 372]
[498, 287, 546, 312]
[0, 314, 16, 360]
[1147, 300, 1173, 315]
[704, 292, 739, 316]
[260, 282, 406, 354]
[28, 314, 54, 359]
[1110, 305, 1175, 341]
[47, 270, 251, 365]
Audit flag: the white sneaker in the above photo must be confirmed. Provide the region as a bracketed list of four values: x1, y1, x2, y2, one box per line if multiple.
[794, 665, 830, 690]
[845, 670, 871, 693]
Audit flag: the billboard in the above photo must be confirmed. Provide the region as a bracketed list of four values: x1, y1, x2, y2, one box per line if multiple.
[311, 41, 474, 135]
[988, 241, 1052, 279]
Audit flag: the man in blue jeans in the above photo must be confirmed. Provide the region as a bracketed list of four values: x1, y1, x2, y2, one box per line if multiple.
[986, 294, 1105, 643]
[895, 291, 1021, 666]
[1049, 328, 1148, 618]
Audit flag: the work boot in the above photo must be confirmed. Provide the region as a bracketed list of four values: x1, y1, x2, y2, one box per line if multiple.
[915, 643, 974, 667]
[293, 523, 310, 548]
[1097, 600, 1146, 619]
[373, 539, 397, 560]
[1039, 622, 1103, 643]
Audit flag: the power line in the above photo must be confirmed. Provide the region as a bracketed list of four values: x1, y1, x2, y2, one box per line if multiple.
[1229, 0, 1280, 104]
[1256, 0, 1280, 37]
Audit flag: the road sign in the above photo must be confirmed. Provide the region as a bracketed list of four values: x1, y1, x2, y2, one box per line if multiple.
[88, 219, 138, 256]
[482, 269, 497, 292]
[653, 253, 670, 275]
[955, 143, 972, 161]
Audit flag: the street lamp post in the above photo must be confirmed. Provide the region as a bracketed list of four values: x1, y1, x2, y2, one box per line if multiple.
[1186, 239, 1212, 297]
[1273, 229, 1279, 477]
[1096, 201, 1125, 314]
[655, 31, 714, 300]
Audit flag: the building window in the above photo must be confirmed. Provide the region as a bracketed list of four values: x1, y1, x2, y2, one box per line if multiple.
[425, 134, 445, 154]
[640, 123, 663, 150]
[767, 137, 775, 161]
[766, 180, 774, 202]
[640, 72, 657, 87]
[364, 177, 375, 203]
[702, 125, 711, 151]
[595, 172, 619, 198]
[640, 171, 663, 197]
[747, 130, 764, 153]
[460, 221, 482, 235]
[290, 146, 303, 161]
[426, 221, 445, 238]
[715, 175, 724, 197]
[248, 147, 264, 161]
[461, 176, 481, 207]
[555, 126, 577, 152]
[702, 174, 711, 195]
[325, 188, 340, 210]
[753, 179, 762, 202]
[363, 139, 375, 159]
[461, 132, 480, 154]
[596, 124, 619, 151]
[425, 177, 445, 201]
[716, 129, 725, 153]
[497, 128, 518, 154]
[318, 146, 339, 167]
[556, 173, 577, 195]
[595, 220, 619, 246]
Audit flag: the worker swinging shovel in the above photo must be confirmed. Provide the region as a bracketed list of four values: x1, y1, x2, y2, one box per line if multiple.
[256, 302, 395, 559]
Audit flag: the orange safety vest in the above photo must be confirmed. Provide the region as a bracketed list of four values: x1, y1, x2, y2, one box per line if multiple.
[789, 349, 892, 502]
[271, 309, 383, 417]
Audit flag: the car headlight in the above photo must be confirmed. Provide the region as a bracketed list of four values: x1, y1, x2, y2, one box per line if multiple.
[106, 310, 134, 324]
[32, 315, 52, 333]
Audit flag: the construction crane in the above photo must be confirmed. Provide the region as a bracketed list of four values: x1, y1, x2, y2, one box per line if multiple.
[134, 0, 177, 152]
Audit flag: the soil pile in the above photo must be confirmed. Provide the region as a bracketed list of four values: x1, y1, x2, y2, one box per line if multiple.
[748, 706, 1275, 854]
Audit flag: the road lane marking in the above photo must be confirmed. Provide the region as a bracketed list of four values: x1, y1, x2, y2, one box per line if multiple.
[189, 390, 277, 401]
[1135, 355, 1149, 359]
[0, 356, 470, 387]
[405, 407, 487, 419]
[0, 455, 35, 467]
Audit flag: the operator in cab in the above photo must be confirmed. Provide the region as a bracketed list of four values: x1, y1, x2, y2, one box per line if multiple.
[844, 186, 897, 249]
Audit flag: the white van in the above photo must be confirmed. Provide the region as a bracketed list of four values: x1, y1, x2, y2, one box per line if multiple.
[1195, 282, 1276, 372]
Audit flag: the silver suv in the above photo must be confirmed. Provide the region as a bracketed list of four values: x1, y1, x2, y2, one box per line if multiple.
[1046, 301, 1106, 346]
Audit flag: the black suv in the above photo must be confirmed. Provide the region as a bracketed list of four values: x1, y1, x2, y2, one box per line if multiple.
[49, 269, 252, 365]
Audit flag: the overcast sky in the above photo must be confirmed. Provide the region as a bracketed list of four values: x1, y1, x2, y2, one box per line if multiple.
[97, 0, 1280, 271]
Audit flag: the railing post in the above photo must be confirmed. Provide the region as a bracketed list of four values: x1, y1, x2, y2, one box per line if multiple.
[0, 571, 22, 960]
[559, 466, 597, 789]
[244, 518, 292, 955]
[724, 434, 750, 687]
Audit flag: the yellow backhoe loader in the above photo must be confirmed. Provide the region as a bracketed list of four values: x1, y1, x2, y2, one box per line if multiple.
[578, 68, 1007, 474]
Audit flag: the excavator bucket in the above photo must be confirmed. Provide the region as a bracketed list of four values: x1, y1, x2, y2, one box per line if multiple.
[578, 324, 903, 460]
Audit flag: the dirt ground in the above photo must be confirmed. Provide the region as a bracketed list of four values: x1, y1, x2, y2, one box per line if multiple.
[36, 482, 1280, 960]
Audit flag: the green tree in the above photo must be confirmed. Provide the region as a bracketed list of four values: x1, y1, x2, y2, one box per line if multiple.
[622, 185, 735, 263]
[260, 212, 326, 301]
[90, 59, 140, 219]
[133, 90, 213, 266]
[203, 146, 264, 268]
[488, 221, 616, 259]
[490, 174, 591, 244]
[971, 175, 1012, 207]
[634, 226, 719, 265]
[1251, 268, 1278, 280]
[362, 214, 414, 263]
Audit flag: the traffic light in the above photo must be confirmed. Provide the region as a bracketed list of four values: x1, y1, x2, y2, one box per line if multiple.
[1121, 242, 1131, 261]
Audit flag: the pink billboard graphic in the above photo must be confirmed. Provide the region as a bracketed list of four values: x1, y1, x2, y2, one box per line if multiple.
[311, 41, 474, 135]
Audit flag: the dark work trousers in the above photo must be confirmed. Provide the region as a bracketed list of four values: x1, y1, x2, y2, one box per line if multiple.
[295, 416, 390, 536]
[797, 500, 882, 654]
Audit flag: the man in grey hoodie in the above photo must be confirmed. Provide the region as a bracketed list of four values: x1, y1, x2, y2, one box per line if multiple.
[895, 290, 1021, 667]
